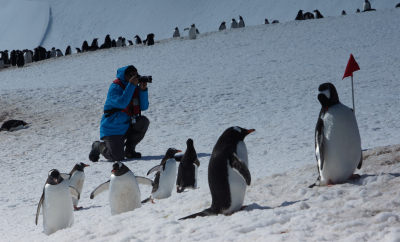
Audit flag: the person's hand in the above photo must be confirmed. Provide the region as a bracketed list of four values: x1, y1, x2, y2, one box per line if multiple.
[128, 75, 139, 86]
[139, 82, 147, 90]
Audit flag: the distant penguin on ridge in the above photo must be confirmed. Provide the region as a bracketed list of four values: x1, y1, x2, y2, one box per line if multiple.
[295, 10, 304, 20]
[341, 10, 347, 15]
[90, 161, 153, 215]
[238, 15, 245, 28]
[188, 24, 197, 39]
[176, 139, 200, 193]
[230, 18, 238, 28]
[134, 35, 142, 44]
[219, 21, 226, 31]
[142, 148, 181, 203]
[173, 27, 180, 38]
[264, 18, 270, 24]
[310, 83, 362, 188]
[314, 9, 324, 18]
[180, 127, 255, 220]
[0, 119, 28, 131]
[36, 169, 78, 235]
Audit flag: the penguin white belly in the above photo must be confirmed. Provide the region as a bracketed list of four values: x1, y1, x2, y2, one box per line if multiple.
[69, 171, 85, 206]
[320, 104, 361, 184]
[225, 141, 249, 214]
[193, 164, 198, 189]
[43, 180, 74, 235]
[153, 159, 176, 199]
[109, 171, 141, 215]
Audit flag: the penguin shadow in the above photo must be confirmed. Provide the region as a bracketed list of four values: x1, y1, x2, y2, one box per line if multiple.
[75, 205, 102, 211]
[138, 152, 211, 162]
[348, 173, 400, 186]
[243, 199, 307, 212]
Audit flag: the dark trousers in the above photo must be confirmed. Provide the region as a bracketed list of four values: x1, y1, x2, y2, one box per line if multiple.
[101, 116, 149, 161]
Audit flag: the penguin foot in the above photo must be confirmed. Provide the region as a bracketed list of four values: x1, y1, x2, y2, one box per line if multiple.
[240, 205, 248, 211]
[74, 206, 83, 211]
[349, 174, 361, 180]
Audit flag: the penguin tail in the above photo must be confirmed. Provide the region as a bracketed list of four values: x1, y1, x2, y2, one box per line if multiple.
[179, 208, 216, 220]
[141, 197, 152, 204]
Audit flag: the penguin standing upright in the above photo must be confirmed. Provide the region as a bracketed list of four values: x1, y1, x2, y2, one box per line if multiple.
[313, 9, 324, 19]
[90, 162, 152, 215]
[176, 139, 200, 193]
[238, 16, 245, 28]
[142, 148, 181, 203]
[230, 18, 238, 28]
[180, 127, 255, 220]
[188, 24, 197, 39]
[67, 162, 89, 210]
[173, 27, 180, 38]
[36, 169, 78, 235]
[310, 83, 362, 187]
[219, 21, 226, 31]
[134, 35, 142, 44]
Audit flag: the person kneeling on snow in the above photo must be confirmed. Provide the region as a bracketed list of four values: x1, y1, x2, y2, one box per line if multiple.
[89, 65, 150, 162]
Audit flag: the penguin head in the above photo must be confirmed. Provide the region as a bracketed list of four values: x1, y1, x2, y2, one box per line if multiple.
[74, 162, 89, 171]
[165, 148, 182, 159]
[111, 161, 129, 176]
[225, 126, 256, 141]
[239, 16, 243, 20]
[186, 138, 194, 147]
[317, 82, 339, 109]
[47, 169, 63, 185]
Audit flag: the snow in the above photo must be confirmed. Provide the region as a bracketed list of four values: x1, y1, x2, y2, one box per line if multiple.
[1, 0, 400, 241]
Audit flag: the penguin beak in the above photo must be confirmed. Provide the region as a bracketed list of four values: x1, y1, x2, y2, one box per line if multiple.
[111, 169, 116, 174]
[83, 164, 90, 167]
[247, 129, 255, 134]
[177, 150, 182, 153]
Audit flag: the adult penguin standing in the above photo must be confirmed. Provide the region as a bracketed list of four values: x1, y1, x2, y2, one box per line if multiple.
[180, 127, 255, 220]
[35, 169, 79, 235]
[176, 139, 200, 193]
[90, 161, 153, 215]
[142, 148, 181, 203]
[310, 83, 362, 187]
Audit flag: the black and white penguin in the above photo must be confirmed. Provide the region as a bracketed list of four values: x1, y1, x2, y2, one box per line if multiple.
[187, 24, 197, 40]
[102, 34, 112, 49]
[264, 18, 270, 24]
[341, 10, 347, 15]
[238, 15, 245, 28]
[310, 83, 362, 187]
[295, 10, 304, 20]
[144, 33, 155, 46]
[56, 49, 63, 57]
[75, 48, 81, 53]
[0, 119, 28, 131]
[314, 9, 324, 19]
[90, 161, 152, 215]
[134, 35, 142, 44]
[303, 12, 315, 19]
[176, 139, 200, 193]
[36, 169, 78, 235]
[363, 0, 376, 11]
[230, 18, 238, 28]
[67, 162, 89, 210]
[396, 3, 400, 8]
[16, 50, 24, 67]
[180, 127, 255, 220]
[219, 21, 226, 31]
[81, 40, 89, 52]
[142, 148, 181, 203]
[65, 46, 71, 55]
[173, 27, 180, 38]
[23, 49, 33, 64]
[356, 8, 361, 13]
[89, 38, 99, 51]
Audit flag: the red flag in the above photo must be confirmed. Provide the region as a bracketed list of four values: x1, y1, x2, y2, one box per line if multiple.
[342, 54, 360, 79]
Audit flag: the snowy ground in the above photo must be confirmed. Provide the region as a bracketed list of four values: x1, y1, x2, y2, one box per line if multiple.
[0, 2, 400, 242]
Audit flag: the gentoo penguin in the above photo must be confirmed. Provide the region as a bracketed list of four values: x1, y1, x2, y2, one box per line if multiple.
[188, 24, 197, 40]
[314, 9, 324, 19]
[396, 3, 400, 8]
[144, 33, 155, 46]
[238, 16, 245, 28]
[89, 38, 99, 51]
[65, 46, 71, 55]
[36, 169, 78, 235]
[67, 162, 89, 210]
[310, 83, 362, 187]
[173, 27, 180, 38]
[0, 119, 28, 131]
[230, 18, 238, 28]
[142, 148, 181, 203]
[81, 40, 89, 52]
[295, 10, 304, 20]
[134, 35, 142, 44]
[90, 161, 153, 215]
[56, 49, 63, 57]
[180, 127, 255, 220]
[23, 49, 33, 64]
[75, 48, 81, 53]
[303, 12, 315, 19]
[219, 21, 226, 31]
[176, 139, 200, 193]
[363, 0, 372, 11]
[341, 10, 347, 15]
[356, 8, 361, 13]
[264, 18, 270, 24]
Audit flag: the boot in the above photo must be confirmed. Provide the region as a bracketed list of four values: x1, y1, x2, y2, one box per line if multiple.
[89, 141, 104, 162]
[125, 148, 142, 159]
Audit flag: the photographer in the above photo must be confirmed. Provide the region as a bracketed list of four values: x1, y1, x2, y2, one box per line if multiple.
[89, 65, 151, 162]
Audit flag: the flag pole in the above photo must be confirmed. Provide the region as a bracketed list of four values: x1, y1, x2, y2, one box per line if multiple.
[351, 75, 355, 113]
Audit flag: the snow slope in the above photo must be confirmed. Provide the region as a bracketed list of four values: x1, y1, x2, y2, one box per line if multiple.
[0, 2, 400, 242]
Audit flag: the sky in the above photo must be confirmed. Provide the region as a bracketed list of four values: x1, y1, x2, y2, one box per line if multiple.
[0, 0, 400, 241]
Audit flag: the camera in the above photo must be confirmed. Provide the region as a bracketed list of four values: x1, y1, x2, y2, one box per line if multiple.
[138, 75, 152, 83]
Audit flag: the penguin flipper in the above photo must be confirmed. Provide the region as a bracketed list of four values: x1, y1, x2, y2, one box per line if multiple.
[315, 117, 325, 172]
[179, 208, 216, 220]
[135, 176, 154, 186]
[357, 151, 363, 169]
[229, 153, 251, 185]
[61, 173, 71, 180]
[90, 180, 110, 199]
[194, 159, 200, 167]
[174, 154, 183, 162]
[35, 190, 44, 225]
[69, 186, 80, 200]
[147, 165, 162, 176]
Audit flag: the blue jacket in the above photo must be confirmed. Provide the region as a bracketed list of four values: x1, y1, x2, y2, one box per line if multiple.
[100, 66, 149, 139]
